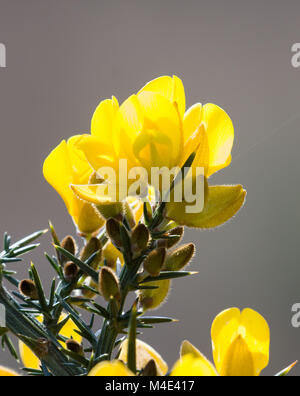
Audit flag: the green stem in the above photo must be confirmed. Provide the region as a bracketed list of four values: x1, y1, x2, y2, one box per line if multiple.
[0, 283, 81, 376]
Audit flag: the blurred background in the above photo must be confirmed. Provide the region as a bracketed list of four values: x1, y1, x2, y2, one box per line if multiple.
[0, 0, 299, 375]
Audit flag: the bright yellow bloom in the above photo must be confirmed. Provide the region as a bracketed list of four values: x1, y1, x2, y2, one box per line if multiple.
[19, 314, 82, 370]
[172, 308, 270, 377]
[43, 136, 104, 235]
[70, 75, 245, 229]
[0, 366, 19, 377]
[119, 339, 168, 376]
[88, 360, 134, 376]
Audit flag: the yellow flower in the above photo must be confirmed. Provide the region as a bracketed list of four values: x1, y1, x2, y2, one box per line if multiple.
[43, 136, 104, 235]
[62, 76, 245, 228]
[88, 360, 134, 376]
[171, 308, 270, 377]
[19, 314, 82, 370]
[0, 366, 19, 377]
[119, 339, 168, 376]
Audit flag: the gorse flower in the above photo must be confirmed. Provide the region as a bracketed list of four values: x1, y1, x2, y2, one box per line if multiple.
[172, 308, 270, 376]
[57, 75, 246, 230]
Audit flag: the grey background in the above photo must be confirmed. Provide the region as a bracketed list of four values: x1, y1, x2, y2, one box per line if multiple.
[0, 0, 300, 376]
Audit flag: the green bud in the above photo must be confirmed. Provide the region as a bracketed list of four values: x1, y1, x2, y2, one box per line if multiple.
[99, 267, 121, 303]
[106, 218, 123, 249]
[164, 244, 195, 271]
[131, 224, 149, 254]
[19, 279, 39, 300]
[66, 339, 84, 356]
[64, 261, 79, 283]
[138, 279, 170, 311]
[96, 203, 124, 221]
[143, 248, 166, 277]
[80, 237, 102, 270]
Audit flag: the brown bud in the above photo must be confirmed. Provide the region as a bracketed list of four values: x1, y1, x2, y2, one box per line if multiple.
[98, 267, 121, 303]
[164, 244, 195, 271]
[80, 237, 102, 269]
[143, 248, 166, 277]
[131, 224, 149, 254]
[19, 279, 39, 300]
[106, 218, 123, 249]
[66, 339, 84, 356]
[166, 227, 184, 249]
[58, 235, 77, 265]
[64, 261, 79, 282]
[139, 279, 171, 311]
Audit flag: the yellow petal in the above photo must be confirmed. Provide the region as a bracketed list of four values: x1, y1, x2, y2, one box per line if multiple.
[166, 185, 246, 229]
[71, 184, 115, 205]
[220, 335, 255, 376]
[139, 75, 186, 118]
[88, 360, 134, 376]
[183, 103, 234, 176]
[183, 103, 203, 142]
[171, 354, 218, 376]
[19, 314, 82, 370]
[211, 308, 270, 377]
[103, 241, 124, 269]
[202, 104, 234, 176]
[43, 137, 102, 234]
[91, 96, 119, 144]
[135, 91, 183, 170]
[119, 339, 168, 376]
[0, 366, 19, 376]
[43, 140, 75, 214]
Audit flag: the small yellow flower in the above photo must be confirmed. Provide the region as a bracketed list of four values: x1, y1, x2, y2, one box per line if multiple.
[172, 308, 270, 376]
[0, 366, 19, 377]
[43, 136, 104, 235]
[88, 360, 134, 376]
[19, 314, 81, 370]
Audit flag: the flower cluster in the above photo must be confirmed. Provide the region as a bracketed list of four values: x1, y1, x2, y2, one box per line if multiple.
[0, 76, 295, 377]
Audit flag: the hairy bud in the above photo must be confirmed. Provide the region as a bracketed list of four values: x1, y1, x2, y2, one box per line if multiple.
[106, 218, 123, 249]
[143, 248, 166, 277]
[131, 224, 149, 254]
[19, 279, 39, 300]
[66, 339, 84, 356]
[164, 244, 195, 271]
[96, 203, 124, 221]
[59, 235, 77, 265]
[98, 267, 121, 303]
[64, 262, 79, 283]
[80, 237, 102, 270]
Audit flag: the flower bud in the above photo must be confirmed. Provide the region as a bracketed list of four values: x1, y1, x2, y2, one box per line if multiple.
[131, 224, 149, 254]
[138, 279, 170, 311]
[80, 237, 102, 270]
[106, 218, 122, 249]
[96, 203, 124, 221]
[164, 244, 195, 271]
[59, 235, 77, 265]
[98, 267, 121, 303]
[64, 262, 79, 283]
[143, 248, 166, 277]
[166, 227, 184, 249]
[66, 339, 84, 356]
[19, 279, 39, 300]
